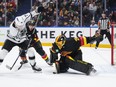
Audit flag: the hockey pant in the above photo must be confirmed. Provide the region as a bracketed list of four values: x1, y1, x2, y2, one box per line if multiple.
[20, 41, 46, 57]
[32, 41, 46, 56]
[2, 39, 29, 52]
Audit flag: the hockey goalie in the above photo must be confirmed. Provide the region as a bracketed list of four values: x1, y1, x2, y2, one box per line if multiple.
[49, 33, 101, 75]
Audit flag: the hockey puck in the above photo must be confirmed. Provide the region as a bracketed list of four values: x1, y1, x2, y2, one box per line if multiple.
[53, 72, 57, 74]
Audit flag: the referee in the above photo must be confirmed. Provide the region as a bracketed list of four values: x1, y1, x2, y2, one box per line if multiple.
[95, 12, 111, 49]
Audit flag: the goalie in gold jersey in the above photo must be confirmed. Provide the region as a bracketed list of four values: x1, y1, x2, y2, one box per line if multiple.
[50, 33, 100, 75]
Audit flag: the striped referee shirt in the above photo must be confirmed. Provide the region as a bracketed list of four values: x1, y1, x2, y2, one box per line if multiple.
[98, 17, 110, 30]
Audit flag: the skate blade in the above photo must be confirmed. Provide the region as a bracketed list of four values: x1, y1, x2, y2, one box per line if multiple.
[33, 70, 42, 73]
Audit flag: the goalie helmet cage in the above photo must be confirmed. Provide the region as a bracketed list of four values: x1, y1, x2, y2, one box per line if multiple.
[111, 25, 116, 65]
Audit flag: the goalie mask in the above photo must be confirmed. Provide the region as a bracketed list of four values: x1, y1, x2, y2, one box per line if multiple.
[55, 35, 66, 49]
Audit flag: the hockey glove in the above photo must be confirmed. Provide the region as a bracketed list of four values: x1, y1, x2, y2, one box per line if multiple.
[37, 5, 45, 13]
[26, 33, 32, 40]
[95, 30, 100, 37]
[50, 48, 58, 63]
[52, 42, 60, 53]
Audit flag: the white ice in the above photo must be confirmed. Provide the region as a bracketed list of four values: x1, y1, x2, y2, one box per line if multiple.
[0, 46, 116, 87]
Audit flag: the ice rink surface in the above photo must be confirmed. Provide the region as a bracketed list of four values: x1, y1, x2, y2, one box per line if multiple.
[0, 46, 116, 87]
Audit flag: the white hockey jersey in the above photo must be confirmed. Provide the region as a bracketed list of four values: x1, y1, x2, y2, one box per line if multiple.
[7, 10, 39, 43]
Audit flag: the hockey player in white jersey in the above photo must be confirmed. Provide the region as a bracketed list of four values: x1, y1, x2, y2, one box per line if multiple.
[0, 5, 45, 71]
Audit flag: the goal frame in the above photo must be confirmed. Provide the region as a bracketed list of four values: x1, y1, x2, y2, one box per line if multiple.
[111, 25, 115, 65]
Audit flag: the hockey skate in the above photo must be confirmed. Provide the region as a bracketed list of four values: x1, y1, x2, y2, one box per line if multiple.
[18, 59, 28, 70]
[20, 60, 28, 64]
[17, 59, 28, 70]
[20, 57, 28, 64]
[46, 58, 53, 66]
[31, 63, 42, 72]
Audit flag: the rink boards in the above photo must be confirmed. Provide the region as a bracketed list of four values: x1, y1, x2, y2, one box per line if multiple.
[0, 27, 115, 48]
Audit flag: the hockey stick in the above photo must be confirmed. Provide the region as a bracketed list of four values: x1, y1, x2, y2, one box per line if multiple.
[6, 50, 24, 70]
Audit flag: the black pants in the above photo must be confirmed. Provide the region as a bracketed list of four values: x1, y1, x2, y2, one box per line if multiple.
[20, 41, 45, 57]
[32, 41, 45, 56]
[2, 39, 28, 52]
[96, 30, 111, 47]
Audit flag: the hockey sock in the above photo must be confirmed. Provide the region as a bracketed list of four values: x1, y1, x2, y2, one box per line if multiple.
[29, 56, 35, 66]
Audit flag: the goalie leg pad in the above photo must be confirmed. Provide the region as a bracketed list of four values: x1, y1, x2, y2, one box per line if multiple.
[66, 58, 93, 75]
[55, 60, 69, 73]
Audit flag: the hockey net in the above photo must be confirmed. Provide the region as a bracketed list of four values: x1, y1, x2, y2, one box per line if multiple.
[111, 25, 116, 65]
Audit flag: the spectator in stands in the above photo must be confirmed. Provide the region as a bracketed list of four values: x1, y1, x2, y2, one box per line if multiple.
[73, 15, 79, 27]
[88, 1, 97, 17]
[0, 0, 16, 26]
[83, 5, 91, 26]
[0, 0, 115, 27]
[109, 11, 116, 25]
[90, 19, 98, 27]
[0, 17, 4, 26]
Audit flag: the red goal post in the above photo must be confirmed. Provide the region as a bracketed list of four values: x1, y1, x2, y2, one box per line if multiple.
[111, 25, 116, 65]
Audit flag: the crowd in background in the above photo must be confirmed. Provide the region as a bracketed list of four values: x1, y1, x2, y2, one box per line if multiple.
[0, 0, 116, 27]
[32, 0, 116, 27]
[0, 0, 16, 26]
